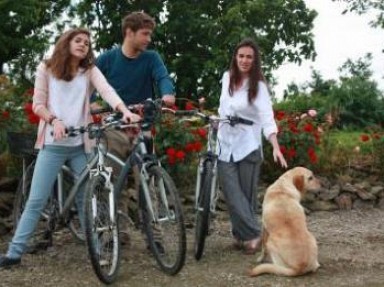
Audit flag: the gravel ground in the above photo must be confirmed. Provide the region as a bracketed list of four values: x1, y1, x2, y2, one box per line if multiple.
[1, 208, 384, 287]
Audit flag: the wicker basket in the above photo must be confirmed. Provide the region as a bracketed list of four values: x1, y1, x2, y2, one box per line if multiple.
[6, 132, 37, 157]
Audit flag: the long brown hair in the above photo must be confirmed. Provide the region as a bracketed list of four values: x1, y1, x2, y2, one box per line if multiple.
[45, 28, 95, 81]
[228, 38, 266, 103]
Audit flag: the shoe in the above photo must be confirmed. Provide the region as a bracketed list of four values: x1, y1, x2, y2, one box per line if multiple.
[0, 255, 21, 269]
[243, 237, 261, 255]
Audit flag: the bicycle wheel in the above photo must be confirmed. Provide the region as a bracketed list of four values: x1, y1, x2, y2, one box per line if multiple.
[194, 159, 213, 261]
[12, 159, 55, 252]
[84, 175, 120, 284]
[139, 165, 186, 275]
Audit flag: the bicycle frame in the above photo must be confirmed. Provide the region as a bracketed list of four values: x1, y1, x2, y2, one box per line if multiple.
[56, 144, 124, 223]
[114, 129, 174, 224]
[195, 121, 219, 214]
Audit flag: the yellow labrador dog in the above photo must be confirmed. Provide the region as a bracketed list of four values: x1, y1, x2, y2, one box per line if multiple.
[248, 167, 321, 277]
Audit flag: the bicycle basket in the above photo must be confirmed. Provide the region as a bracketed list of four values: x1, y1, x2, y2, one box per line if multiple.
[6, 132, 37, 156]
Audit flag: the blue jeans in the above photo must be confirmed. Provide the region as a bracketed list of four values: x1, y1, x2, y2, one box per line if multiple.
[7, 145, 88, 259]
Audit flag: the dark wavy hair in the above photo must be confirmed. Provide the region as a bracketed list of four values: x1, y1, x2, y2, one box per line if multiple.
[228, 38, 266, 103]
[45, 28, 95, 81]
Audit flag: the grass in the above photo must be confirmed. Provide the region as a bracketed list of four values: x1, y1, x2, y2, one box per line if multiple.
[324, 130, 364, 152]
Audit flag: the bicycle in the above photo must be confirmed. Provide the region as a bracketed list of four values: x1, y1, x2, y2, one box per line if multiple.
[12, 110, 126, 284]
[182, 110, 253, 261]
[113, 98, 187, 275]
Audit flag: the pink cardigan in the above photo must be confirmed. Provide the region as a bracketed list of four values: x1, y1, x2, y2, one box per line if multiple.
[33, 63, 124, 152]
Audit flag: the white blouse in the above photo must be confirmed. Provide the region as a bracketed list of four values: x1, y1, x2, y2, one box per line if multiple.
[217, 71, 277, 162]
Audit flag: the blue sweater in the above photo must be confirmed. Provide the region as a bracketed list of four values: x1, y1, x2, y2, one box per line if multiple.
[95, 47, 174, 105]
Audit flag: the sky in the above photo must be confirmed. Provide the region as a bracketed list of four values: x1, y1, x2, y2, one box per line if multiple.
[273, 0, 384, 100]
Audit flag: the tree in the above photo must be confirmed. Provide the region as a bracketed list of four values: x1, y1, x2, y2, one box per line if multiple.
[0, 0, 70, 84]
[72, 0, 317, 106]
[329, 54, 384, 128]
[336, 0, 384, 29]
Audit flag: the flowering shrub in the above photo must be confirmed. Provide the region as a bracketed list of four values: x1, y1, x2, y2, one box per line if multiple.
[358, 126, 384, 172]
[154, 101, 207, 185]
[262, 109, 324, 182]
[275, 109, 322, 166]
[0, 75, 39, 135]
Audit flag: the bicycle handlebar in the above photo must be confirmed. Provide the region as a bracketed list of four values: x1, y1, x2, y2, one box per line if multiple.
[174, 109, 253, 126]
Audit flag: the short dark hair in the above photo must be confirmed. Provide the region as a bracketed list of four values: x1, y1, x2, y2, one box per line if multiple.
[121, 11, 156, 38]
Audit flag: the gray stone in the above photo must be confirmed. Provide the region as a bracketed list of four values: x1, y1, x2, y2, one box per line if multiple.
[353, 199, 375, 209]
[335, 193, 353, 210]
[318, 185, 340, 201]
[370, 186, 384, 196]
[304, 200, 339, 212]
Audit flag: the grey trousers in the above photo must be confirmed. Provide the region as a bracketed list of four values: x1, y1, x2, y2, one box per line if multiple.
[218, 149, 263, 241]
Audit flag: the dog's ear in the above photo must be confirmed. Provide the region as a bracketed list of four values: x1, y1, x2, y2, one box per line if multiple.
[293, 175, 305, 192]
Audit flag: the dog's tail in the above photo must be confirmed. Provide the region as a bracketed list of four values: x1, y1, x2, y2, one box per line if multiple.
[247, 263, 298, 277]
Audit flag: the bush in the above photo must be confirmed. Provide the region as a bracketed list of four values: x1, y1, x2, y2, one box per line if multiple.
[262, 109, 325, 182]
[154, 110, 207, 188]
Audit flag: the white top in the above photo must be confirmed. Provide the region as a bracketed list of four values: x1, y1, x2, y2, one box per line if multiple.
[44, 72, 87, 146]
[217, 71, 277, 162]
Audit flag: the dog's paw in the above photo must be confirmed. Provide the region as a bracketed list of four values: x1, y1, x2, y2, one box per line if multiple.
[245, 268, 255, 277]
[256, 253, 265, 263]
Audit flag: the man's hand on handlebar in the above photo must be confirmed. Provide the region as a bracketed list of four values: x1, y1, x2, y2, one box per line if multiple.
[162, 94, 176, 107]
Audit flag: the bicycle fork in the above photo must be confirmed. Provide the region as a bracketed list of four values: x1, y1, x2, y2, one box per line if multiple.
[139, 164, 174, 223]
[90, 167, 117, 228]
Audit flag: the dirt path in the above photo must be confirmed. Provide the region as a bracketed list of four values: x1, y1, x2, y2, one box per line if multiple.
[1, 208, 384, 287]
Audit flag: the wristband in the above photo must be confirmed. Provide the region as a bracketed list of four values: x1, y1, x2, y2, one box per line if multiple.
[48, 116, 57, 125]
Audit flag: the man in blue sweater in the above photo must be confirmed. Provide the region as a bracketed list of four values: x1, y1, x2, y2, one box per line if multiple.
[95, 11, 175, 106]
[95, 11, 175, 244]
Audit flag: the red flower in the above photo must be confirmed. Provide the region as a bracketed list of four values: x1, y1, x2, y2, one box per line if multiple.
[360, 134, 370, 142]
[166, 147, 176, 157]
[24, 102, 33, 114]
[27, 113, 40, 125]
[287, 147, 296, 159]
[303, 123, 314, 133]
[2, 111, 10, 119]
[196, 128, 207, 139]
[92, 114, 102, 124]
[307, 148, 318, 164]
[175, 150, 186, 161]
[169, 104, 178, 111]
[275, 111, 285, 121]
[280, 145, 287, 155]
[289, 123, 299, 134]
[185, 142, 195, 153]
[372, 133, 381, 140]
[193, 141, 203, 152]
[185, 101, 195, 111]
[25, 88, 34, 97]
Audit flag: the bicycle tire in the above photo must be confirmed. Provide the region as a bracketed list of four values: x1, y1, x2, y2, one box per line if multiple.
[194, 159, 213, 261]
[84, 175, 120, 285]
[139, 165, 186, 275]
[12, 159, 55, 252]
[68, 150, 124, 243]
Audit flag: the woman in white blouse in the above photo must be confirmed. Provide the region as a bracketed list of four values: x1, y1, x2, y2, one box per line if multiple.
[217, 38, 287, 255]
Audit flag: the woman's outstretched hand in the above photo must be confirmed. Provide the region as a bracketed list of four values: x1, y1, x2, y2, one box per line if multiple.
[273, 147, 288, 169]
